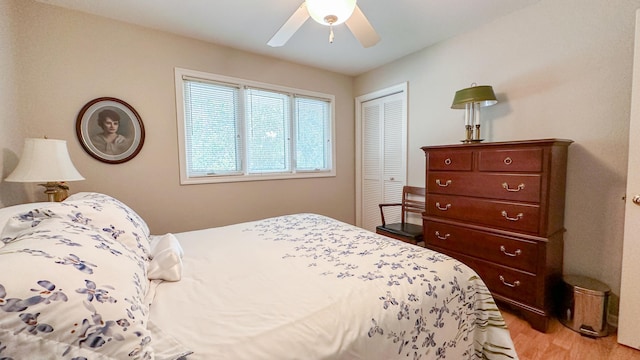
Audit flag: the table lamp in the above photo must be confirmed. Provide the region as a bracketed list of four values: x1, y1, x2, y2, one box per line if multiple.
[5, 138, 85, 201]
[451, 84, 498, 143]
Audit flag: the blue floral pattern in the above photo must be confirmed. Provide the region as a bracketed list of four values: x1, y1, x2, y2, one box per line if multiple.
[0, 193, 153, 359]
[247, 214, 517, 360]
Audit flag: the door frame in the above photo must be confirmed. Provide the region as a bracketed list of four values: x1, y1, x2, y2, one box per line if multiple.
[355, 82, 408, 227]
[617, 8, 640, 350]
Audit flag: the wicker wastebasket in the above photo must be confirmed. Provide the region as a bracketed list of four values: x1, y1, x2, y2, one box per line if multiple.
[559, 275, 610, 337]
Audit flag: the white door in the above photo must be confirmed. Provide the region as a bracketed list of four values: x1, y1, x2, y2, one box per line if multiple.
[355, 83, 408, 231]
[618, 8, 640, 351]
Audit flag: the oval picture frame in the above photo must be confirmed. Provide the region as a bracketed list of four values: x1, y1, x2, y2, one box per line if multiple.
[76, 97, 145, 164]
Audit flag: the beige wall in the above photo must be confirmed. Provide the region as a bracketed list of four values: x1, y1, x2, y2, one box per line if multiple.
[355, 0, 640, 309]
[0, 0, 355, 232]
[0, 0, 26, 207]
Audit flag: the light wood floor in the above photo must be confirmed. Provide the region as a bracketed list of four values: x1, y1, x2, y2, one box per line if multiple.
[501, 307, 640, 359]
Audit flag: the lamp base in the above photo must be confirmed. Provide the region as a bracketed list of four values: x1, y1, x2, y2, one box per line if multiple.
[39, 182, 69, 202]
[461, 125, 474, 143]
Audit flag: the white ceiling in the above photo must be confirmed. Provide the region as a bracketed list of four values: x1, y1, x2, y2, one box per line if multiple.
[35, 0, 540, 76]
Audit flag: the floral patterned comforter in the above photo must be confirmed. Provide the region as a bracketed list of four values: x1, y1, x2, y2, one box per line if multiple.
[0, 193, 156, 359]
[148, 213, 519, 360]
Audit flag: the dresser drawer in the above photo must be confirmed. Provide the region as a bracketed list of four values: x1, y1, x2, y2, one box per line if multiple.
[436, 250, 538, 305]
[467, 257, 538, 305]
[428, 172, 542, 202]
[427, 194, 541, 234]
[424, 221, 538, 273]
[427, 150, 472, 171]
[478, 148, 543, 172]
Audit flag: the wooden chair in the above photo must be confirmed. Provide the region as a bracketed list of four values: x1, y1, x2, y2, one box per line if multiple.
[376, 186, 426, 246]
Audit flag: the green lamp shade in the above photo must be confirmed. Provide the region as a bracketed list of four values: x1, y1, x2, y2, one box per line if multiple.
[451, 85, 498, 109]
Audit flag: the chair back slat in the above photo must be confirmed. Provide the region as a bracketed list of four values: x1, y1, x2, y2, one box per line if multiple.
[401, 186, 426, 222]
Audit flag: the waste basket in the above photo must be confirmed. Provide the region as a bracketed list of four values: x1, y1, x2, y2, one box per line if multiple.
[559, 275, 610, 337]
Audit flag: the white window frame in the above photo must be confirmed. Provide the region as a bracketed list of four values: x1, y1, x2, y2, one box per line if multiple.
[175, 67, 336, 184]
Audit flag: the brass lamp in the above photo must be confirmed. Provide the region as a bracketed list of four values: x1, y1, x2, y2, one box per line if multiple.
[451, 84, 498, 143]
[5, 138, 85, 202]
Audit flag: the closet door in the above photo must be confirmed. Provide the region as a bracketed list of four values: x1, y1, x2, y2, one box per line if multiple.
[359, 91, 407, 232]
[618, 8, 640, 351]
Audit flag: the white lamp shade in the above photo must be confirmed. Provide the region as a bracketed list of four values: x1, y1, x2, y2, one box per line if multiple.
[306, 0, 357, 25]
[5, 138, 84, 183]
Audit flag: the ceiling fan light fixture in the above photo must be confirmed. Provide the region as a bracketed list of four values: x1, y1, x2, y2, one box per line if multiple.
[306, 0, 357, 26]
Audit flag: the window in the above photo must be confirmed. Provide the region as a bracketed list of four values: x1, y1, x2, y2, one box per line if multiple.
[175, 68, 335, 184]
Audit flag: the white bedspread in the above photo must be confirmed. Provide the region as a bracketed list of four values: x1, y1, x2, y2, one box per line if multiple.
[148, 213, 518, 360]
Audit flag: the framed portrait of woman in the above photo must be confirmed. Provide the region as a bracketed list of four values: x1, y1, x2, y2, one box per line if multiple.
[76, 97, 145, 164]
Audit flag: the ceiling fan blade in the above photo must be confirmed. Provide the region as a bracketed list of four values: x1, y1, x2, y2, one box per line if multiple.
[345, 5, 380, 48]
[267, 3, 310, 47]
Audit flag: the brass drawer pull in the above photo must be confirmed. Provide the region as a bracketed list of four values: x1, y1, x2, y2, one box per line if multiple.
[444, 158, 452, 165]
[503, 157, 513, 165]
[500, 245, 522, 257]
[499, 275, 520, 288]
[501, 211, 523, 221]
[502, 182, 525, 192]
[435, 231, 450, 240]
[435, 202, 451, 211]
[436, 179, 452, 187]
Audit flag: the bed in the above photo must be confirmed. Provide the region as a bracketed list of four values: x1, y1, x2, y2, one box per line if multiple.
[0, 192, 518, 359]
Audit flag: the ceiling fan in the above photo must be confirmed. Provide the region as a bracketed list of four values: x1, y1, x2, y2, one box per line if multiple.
[267, 0, 380, 48]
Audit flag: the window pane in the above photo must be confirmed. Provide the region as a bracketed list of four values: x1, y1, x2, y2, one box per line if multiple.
[296, 97, 330, 170]
[176, 68, 335, 184]
[246, 88, 290, 173]
[184, 80, 241, 175]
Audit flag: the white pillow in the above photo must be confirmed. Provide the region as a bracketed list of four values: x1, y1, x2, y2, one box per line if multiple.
[62, 192, 152, 260]
[147, 233, 184, 281]
[0, 202, 54, 248]
[65, 192, 150, 238]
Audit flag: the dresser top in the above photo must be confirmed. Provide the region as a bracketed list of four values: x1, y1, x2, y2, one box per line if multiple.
[421, 138, 573, 151]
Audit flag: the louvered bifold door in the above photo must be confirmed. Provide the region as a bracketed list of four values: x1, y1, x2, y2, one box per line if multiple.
[362, 101, 382, 232]
[381, 95, 405, 224]
[361, 92, 406, 232]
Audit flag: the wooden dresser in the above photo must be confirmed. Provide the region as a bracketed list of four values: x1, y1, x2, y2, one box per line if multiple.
[421, 139, 572, 332]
